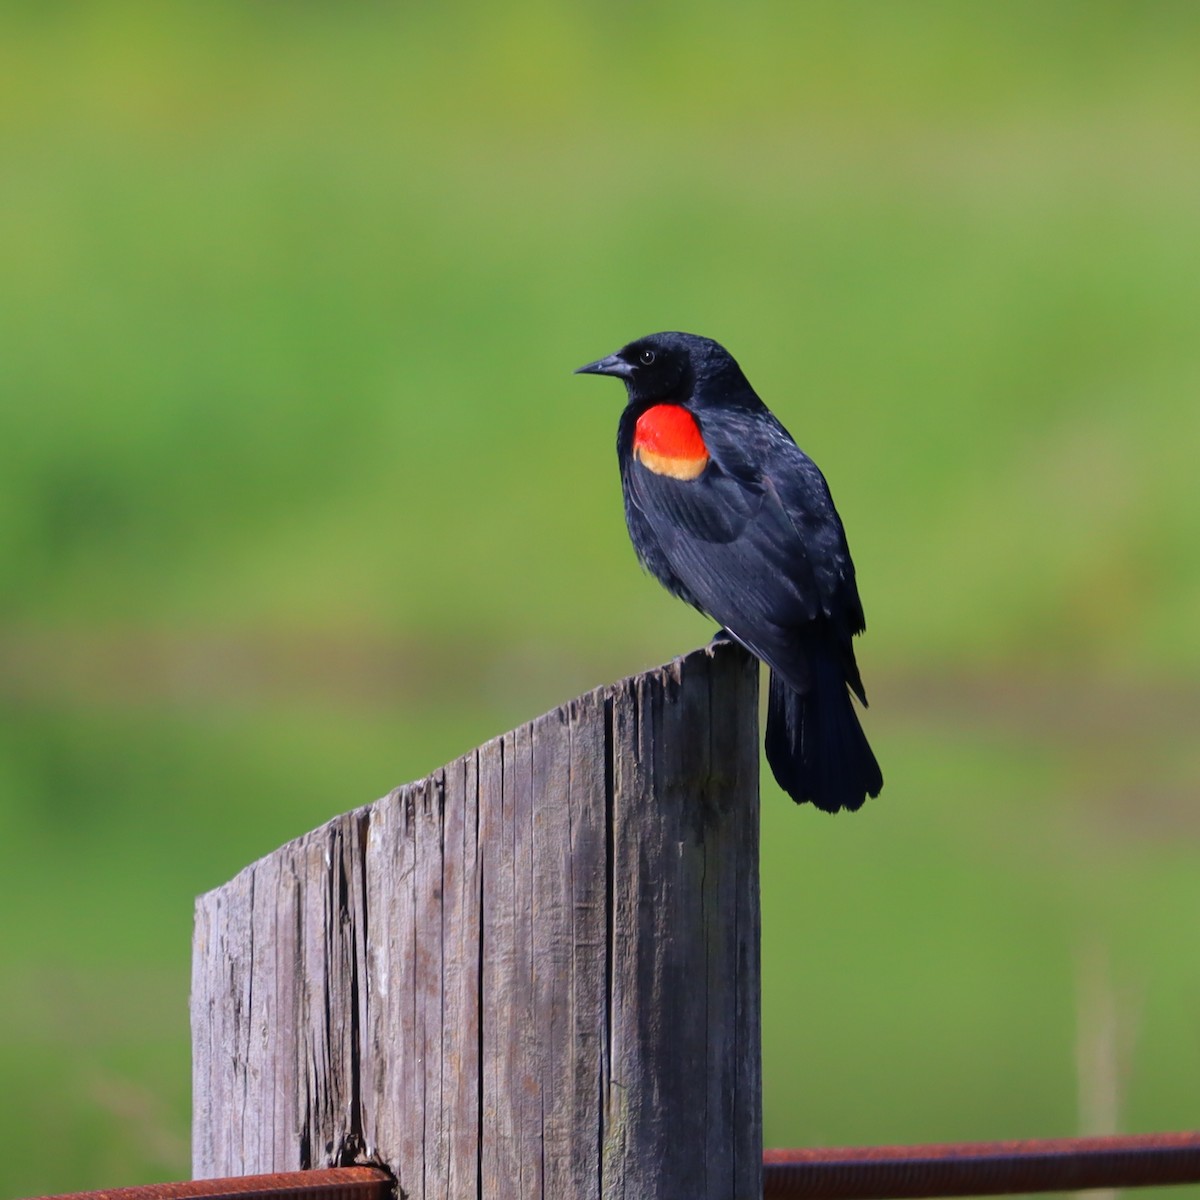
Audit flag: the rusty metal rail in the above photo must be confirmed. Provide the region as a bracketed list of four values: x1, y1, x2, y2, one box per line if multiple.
[24, 1168, 393, 1200]
[764, 1132, 1200, 1198]
[20, 1134, 1200, 1200]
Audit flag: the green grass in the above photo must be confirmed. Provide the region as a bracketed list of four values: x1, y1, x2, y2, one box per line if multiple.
[2, 3, 1199, 1195]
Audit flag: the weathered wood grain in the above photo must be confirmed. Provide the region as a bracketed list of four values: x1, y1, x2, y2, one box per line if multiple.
[192, 642, 761, 1199]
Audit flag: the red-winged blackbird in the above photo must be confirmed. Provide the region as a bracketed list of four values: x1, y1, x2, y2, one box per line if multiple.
[577, 331, 882, 813]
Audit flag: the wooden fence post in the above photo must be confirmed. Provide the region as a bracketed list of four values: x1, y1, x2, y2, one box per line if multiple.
[191, 642, 762, 1200]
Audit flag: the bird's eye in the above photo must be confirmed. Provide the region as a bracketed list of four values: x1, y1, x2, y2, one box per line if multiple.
[639, 349, 656, 365]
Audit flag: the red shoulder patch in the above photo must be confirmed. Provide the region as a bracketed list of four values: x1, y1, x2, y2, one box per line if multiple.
[633, 405, 709, 480]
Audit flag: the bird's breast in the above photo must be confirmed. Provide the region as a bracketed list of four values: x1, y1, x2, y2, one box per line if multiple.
[632, 404, 709, 481]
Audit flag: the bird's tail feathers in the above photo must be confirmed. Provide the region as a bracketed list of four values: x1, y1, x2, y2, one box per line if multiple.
[764, 652, 882, 814]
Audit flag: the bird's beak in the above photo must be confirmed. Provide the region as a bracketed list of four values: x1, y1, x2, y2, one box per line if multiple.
[574, 353, 633, 379]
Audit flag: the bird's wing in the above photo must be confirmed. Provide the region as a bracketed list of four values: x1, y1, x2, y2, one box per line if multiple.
[623, 441, 824, 634]
[623, 407, 867, 696]
[708, 409, 866, 635]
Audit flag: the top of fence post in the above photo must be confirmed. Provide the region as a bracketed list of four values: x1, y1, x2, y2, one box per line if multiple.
[191, 641, 762, 1200]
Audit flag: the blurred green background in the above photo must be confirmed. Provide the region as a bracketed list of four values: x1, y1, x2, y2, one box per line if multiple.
[2, 2, 1199, 1195]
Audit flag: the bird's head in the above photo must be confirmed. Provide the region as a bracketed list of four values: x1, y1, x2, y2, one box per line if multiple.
[574, 331, 742, 407]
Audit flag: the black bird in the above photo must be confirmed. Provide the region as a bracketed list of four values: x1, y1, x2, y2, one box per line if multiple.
[576, 331, 882, 813]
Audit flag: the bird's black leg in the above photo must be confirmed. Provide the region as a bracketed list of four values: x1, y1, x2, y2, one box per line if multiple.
[709, 627, 736, 646]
